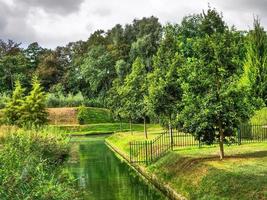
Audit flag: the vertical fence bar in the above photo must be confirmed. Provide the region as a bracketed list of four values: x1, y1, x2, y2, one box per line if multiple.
[238, 127, 241, 145]
[130, 142, 132, 162]
[150, 141, 153, 162]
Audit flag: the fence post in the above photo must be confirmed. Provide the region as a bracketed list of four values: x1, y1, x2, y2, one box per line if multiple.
[238, 126, 241, 145]
[145, 141, 148, 164]
[130, 142, 132, 162]
[150, 141, 153, 162]
[169, 121, 173, 150]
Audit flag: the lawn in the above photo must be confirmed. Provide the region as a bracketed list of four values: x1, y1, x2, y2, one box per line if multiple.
[107, 130, 267, 200]
[147, 143, 267, 200]
[57, 123, 163, 136]
[106, 124, 164, 153]
[47, 107, 114, 125]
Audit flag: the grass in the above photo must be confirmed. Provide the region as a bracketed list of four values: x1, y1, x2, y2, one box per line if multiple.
[77, 107, 114, 124]
[47, 107, 79, 125]
[58, 123, 163, 136]
[148, 143, 267, 200]
[47, 107, 114, 125]
[108, 129, 267, 200]
[106, 124, 164, 153]
[0, 126, 83, 199]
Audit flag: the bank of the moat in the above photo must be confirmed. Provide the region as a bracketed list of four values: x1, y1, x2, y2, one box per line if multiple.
[68, 136, 167, 200]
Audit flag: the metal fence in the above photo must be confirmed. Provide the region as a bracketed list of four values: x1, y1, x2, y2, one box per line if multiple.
[239, 124, 267, 144]
[129, 129, 200, 164]
[129, 124, 267, 164]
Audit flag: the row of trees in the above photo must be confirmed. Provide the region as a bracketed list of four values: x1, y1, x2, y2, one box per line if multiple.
[0, 16, 162, 102]
[1, 8, 267, 158]
[108, 10, 267, 159]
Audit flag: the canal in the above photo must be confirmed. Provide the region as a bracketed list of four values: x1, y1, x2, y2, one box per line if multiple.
[68, 136, 167, 200]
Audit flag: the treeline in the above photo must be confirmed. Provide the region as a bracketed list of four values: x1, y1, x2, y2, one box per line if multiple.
[1, 8, 267, 158]
[0, 15, 162, 106]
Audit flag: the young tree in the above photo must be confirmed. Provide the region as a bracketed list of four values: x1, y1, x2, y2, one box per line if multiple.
[3, 80, 25, 125]
[19, 76, 48, 127]
[241, 18, 267, 106]
[147, 25, 183, 126]
[179, 9, 253, 159]
[120, 57, 148, 138]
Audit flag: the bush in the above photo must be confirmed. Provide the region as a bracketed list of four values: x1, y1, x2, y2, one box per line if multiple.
[77, 106, 114, 124]
[0, 93, 9, 109]
[0, 127, 82, 199]
[46, 92, 103, 108]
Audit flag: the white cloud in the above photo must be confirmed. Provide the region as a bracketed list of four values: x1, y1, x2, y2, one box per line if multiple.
[0, 0, 267, 48]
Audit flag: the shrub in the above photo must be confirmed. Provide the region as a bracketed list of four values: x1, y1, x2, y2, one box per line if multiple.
[77, 106, 114, 124]
[46, 92, 103, 108]
[0, 93, 9, 109]
[19, 77, 48, 127]
[3, 81, 25, 125]
[0, 127, 82, 199]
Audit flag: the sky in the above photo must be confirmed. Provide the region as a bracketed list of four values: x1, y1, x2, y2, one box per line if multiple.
[0, 0, 267, 48]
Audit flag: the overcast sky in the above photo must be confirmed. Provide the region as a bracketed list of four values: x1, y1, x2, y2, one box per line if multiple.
[0, 0, 266, 48]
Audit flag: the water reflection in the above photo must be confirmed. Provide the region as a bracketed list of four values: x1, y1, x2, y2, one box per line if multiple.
[69, 136, 166, 200]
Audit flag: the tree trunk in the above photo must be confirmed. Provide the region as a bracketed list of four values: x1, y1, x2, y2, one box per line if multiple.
[144, 117, 147, 139]
[130, 118, 132, 135]
[218, 120, 224, 160]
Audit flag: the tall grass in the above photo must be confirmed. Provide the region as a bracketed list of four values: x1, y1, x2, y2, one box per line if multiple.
[0, 127, 82, 199]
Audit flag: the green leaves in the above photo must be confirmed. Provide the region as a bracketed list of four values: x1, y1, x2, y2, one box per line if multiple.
[3, 77, 48, 128]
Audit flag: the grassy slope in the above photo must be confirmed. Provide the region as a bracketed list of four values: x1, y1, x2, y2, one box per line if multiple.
[148, 143, 267, 200]
[47, 107, 114, 125]
[107, 131, 267, 200]
[106, 124, 164, 153]
[59, 123, 162, 136]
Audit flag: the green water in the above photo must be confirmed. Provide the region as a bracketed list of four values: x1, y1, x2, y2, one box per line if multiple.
[69, 136, 167, 200]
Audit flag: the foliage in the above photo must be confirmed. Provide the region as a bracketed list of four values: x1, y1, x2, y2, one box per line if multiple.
[120, 57, 148, 121]
[241, 18, 267, 106]
[3, 81, 25, 125]
[178, 8, 254, 159]
[18, 77, 48, 127]
[0, 93, 9, 109]
[0, 127, 82, 200]
[80, 45, 115, 101]
[46, 92, 103, 108]
[77, 106, 114, 124]
[250, 107, 267, 125]
[147, 25, 183, 125]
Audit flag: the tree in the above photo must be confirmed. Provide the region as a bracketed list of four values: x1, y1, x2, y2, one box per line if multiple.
[147, 25, 183, 126]
[80, 45, 115, 103]
[3, 80, 25, 125]
[120, 57, 148, 138]
[241, 18, 267, 106]
[0, 52, 28, 92]
[179, 9, 253, 159]
[36, 51, 63, 90]
[19, 77, 48, 127]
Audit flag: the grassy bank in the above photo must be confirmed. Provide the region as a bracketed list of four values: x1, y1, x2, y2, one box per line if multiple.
[58, 123, 163, 136]
[0, 127, 82, 199]
[47, 107, 114, 125]
[107, 132, 267, 200]
[105, 124, 164, 153]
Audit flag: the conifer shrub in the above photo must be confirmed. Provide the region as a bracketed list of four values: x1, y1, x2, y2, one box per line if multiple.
[3, 77, 48, 128]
